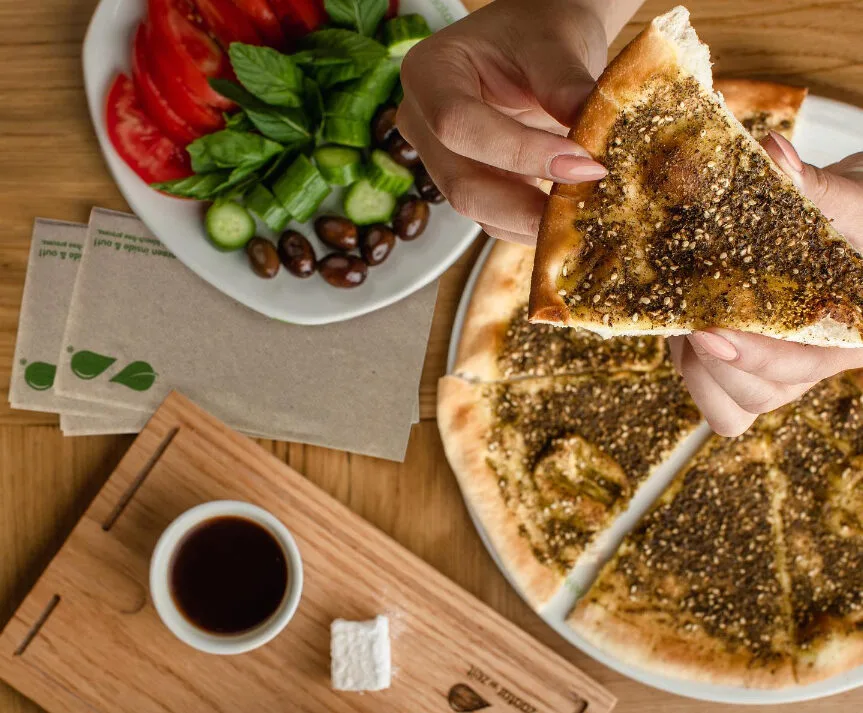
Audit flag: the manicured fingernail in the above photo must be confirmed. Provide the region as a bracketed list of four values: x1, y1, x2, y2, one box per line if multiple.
[691, 331, 738, 361]
[548, 155, 608, 182]
[767, 131, 803, 173]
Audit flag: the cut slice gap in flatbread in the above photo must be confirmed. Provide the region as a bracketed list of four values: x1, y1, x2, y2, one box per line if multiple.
[453, 240, 666, 382]
[530, 5, 863, 346]
[437, 370, 701, 610]
[569, 432, 798, 688]
[714, 78, 807, 141]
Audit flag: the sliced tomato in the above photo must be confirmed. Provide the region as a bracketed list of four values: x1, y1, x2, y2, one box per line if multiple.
[231, 0, 286, 47]
[145, 23, 225, 134]
[131, 24, 199, 145]
[385, 0, 398, 19]
[193, 0, 263, 48]
[269, 0, 326, 39]
[147, 0, 233, 110]
[105, 74, 192, 184]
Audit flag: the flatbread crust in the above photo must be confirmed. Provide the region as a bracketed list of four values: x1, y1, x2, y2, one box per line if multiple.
[569, 434, 798, 688]
[437, 375, 565, 608]
[453, 240, 664, 381]
[530, 7, 863, 346]
[714, 78, 807, 141]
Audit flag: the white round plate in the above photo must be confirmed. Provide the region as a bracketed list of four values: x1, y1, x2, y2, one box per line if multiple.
[83, 0, 480, 325]
[446, 94, 863, 705]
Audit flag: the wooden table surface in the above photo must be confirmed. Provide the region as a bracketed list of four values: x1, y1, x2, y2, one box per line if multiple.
[1, 1, 862, 711]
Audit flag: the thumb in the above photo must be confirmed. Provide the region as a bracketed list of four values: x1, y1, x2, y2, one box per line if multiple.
[762, 131, 863, 246]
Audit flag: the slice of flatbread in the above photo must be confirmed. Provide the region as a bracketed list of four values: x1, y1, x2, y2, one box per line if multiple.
[568, 432, 797, 688]
[454, 240, 665, 381]
[437, 370, 700, 609]
[769, 375, 863, 685]
[714, 78, 807, 141]
[530, 6, 863, 346]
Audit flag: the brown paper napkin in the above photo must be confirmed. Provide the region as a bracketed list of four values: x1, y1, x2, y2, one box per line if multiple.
[9, 219, 148, 424]
[55, 209, 434, 460]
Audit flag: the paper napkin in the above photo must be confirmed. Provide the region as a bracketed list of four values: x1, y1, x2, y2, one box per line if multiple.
[54, 209, 434, 460]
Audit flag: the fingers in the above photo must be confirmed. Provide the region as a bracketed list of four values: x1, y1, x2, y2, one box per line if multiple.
[762, 134, 863, 245]
[688, 329, 863, 385]
[679, 339, 759, 437]
[667, 336, 685, 376]
[398, 97, 548, 241]
[400, 39, 606, 183]
[687, 334, 817, 415]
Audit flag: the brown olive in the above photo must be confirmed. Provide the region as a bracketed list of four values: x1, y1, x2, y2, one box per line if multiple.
[319, 253, 368, 288]
[278, 231, 316, 278]
[360, 224, 396, 266]
[314, 215, 359, 251]
[245, 237, 280, 278]
[386, 134, 421, 168]
[393, 198, 430, 241]
[372, 105, 399, 147]
[414, 167, 445, 204]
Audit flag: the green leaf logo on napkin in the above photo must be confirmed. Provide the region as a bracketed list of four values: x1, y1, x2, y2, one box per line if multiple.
[70, 350, 116, 379]
[110, 361, 157, 392]
[24, 361, 56, 391]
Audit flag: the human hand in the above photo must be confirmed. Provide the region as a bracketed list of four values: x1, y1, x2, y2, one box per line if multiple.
[669, 134, 863, 437]
[397, 0, 635, 244]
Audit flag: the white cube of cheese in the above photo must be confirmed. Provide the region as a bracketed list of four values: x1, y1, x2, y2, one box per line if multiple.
[331, 616, 391, 692]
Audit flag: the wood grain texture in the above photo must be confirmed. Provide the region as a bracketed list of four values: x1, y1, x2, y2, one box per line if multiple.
[0, 393, 616, 713]
[1, 0, 862, 711]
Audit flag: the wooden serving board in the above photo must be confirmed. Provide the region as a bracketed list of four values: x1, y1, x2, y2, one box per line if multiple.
[0, 392, 614, 713]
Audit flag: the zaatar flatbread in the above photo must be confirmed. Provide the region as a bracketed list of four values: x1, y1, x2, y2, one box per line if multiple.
[437, 370, 700, 609]
[714, 78, 807, 141]
[454, 240, 665, 381]
[530, 6, 863, 346]
[569, 433, 797, 688]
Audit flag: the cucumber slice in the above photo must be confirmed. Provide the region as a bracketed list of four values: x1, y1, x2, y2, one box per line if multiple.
[272, 154, 332, 223]
[205, 201, 255, 250]
[351, 59, 401, 106]
[383, 14, 431, 57]
[245, 184, 291, 233]
[321, 116, 371, 148]
[324, 92, 378, 120]
[343, 179, 397, 226]
[314, 146, 364, 186]
[367, 149, 414, 195]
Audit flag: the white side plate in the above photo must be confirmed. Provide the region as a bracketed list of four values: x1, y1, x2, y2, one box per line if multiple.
[83, 0, 481, 325]
[446, 94, 863, 705]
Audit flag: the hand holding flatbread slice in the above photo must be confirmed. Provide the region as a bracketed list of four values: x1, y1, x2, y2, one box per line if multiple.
[530, 6, 863, 346]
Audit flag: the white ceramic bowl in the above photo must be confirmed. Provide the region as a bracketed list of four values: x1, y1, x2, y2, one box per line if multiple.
[83, 0, 481, 325]
[150, 500, 303, 655]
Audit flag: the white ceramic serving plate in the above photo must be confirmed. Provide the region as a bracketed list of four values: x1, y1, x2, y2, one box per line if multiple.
[446, 94, 863, 705]
[83, 0, 480, 325]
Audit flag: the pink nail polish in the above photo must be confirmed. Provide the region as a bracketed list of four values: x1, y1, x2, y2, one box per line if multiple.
[692, 331, 738, 361]
[548, 155, 608, 183]
[767, 131, 803, 173]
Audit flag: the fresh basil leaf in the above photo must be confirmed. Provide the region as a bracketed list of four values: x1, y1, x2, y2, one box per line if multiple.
[224, 110, 254, 132]
[261, 149, 296, 182]
[152, 171, 233, 199]
[324, 0, 387, 37]
[292, 50, 354, 66]
[221, 166, 261, 199]
[245, 106, 312, 145]
[303, 77, 324, 134]
[299, 29, 387, 87]
[228, 43, 304, 107]
[187, 131, 283, 172]
[209, 78, 267, 109]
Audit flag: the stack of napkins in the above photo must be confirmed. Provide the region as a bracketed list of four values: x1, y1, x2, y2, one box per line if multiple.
[9, 209, 437, 460]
